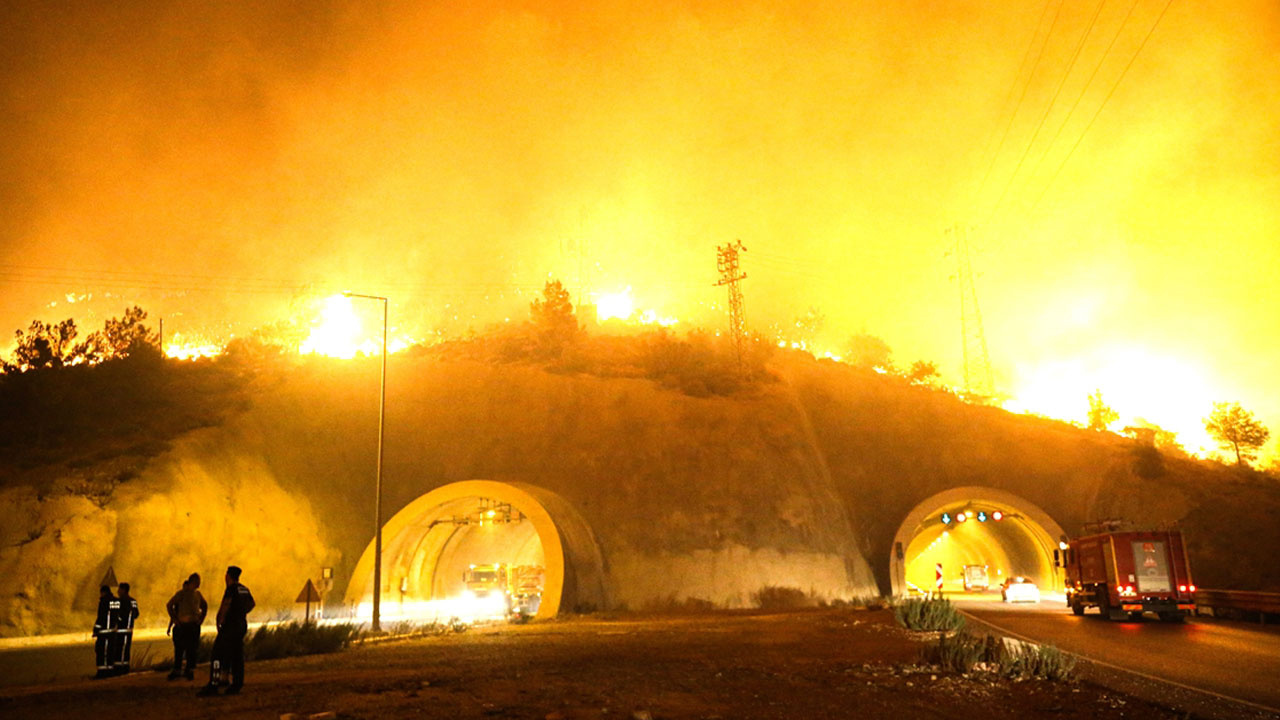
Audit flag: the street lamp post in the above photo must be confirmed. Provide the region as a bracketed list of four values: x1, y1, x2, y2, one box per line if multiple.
[345, 292, 388, 632]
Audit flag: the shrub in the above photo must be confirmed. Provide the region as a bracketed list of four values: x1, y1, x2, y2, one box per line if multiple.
[751, 585, 813, 610]
[246, 621, 362, 661]
[848, 595, 890, 610]
[921, 631, 992, 672]
[893, 595, 965, 631]
[1000, 641, 1077, 681]
[921, 632, 1076, 681]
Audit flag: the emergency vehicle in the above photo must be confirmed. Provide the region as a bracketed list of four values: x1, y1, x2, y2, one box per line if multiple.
[1057, 525, 1196, 621]
[463, 563, 544, 618]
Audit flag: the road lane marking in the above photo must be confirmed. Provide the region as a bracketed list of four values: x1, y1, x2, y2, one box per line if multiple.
[960, 609, 1280, 718]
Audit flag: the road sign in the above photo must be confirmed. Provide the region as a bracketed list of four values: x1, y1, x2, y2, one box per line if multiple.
[100, 566, 118, 588]
[296, 579, 322, 622]
[935, 563, 943, 591]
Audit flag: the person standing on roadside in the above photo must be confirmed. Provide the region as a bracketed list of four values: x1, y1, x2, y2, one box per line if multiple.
[198, 565, 255, 697]
[92, 585, 116, 679]
[166, 573, 207, 680]
[110, 582, 140, 676]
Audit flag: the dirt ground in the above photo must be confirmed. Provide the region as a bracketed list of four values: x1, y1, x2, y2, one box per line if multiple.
[0, 609, 1198, 719]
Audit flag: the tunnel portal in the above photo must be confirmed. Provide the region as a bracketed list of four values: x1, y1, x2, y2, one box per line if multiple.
[891, 486, 1067, 596]
[344, 480, 606, 621]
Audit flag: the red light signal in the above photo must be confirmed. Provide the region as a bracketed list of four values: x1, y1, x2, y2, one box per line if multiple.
[991, 510, 1004, 521]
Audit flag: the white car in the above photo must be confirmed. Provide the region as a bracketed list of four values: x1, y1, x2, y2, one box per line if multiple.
[1000, 576, 1040, 603]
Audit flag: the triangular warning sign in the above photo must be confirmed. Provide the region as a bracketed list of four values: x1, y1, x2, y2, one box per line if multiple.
[100, 566, 118, 588]
[296, 578, 322, 603]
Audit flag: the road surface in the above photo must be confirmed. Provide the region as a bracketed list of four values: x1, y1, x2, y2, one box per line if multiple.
[0, 629, 176, 687]
[956, 593, 1280, 714]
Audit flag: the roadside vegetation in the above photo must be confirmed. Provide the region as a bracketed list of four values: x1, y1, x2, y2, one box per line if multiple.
[922, 631, 1076, 681]
[893, 595, 965, 632]
[149, 619, 470, 672]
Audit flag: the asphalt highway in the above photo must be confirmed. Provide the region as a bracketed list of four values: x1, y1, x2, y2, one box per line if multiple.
[0, 629, 176, 687]
[956, 593, 1280, 714]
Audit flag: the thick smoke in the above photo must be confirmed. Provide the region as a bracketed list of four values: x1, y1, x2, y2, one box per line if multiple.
[1, 0, 1278, 442]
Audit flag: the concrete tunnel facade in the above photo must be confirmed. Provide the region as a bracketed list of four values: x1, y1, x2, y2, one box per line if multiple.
[344, 480, 609, 618]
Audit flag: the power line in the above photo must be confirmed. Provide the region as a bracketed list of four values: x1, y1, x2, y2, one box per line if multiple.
[947, 225, 995, 398]
[1018, 0, 1147, 214]
[1030, 0, 1179, 214]
[975, 0, 1069, 212]
[985, 0, 1111, 226]
[972, 0, 1059, 207]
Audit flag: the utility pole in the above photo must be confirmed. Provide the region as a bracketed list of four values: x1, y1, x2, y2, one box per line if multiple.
[344, 292, 388, 632]
[715, 240, 748, 368]
[947, 225, 994, 399]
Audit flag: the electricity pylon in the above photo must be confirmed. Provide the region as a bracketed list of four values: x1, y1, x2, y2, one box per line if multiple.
[715, 240, 747, 367]
[947, 225, 994, 398]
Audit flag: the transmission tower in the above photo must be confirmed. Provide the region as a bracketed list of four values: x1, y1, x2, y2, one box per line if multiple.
[715, 240, 748, 367]
[947, 225, 995, 398]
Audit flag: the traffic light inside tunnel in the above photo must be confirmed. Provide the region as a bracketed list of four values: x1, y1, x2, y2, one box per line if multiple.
[904, 502, 1060, 594]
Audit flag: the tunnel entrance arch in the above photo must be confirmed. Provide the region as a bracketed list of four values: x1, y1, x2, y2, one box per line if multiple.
[344, 480, 607, 620]
[890, 486, 1068, 597]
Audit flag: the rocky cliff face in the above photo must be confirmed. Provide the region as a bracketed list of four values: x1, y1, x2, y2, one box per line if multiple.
[0, 433, 337, 636]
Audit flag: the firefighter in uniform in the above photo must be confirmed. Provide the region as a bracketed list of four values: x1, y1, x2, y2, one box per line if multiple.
[92, 585, 116, 679]
[198, 565, 255, 696]
[109, 582, 140, 675]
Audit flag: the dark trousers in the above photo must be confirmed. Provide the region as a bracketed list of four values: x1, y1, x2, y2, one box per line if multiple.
[209, 630, 245, 688]
[94, 632, 113, 671]
[110, 630, 133, 674]
[172, 623, 201, 672]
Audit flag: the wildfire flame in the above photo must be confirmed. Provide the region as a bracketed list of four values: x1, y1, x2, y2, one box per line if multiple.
[594, 288, 677, 327]
[1004, 345, 1217, 455]
[164, 334, 223, 360]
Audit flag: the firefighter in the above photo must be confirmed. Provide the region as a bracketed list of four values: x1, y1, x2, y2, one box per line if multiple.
[91, 585, 115, 679]
[110, 582, 140, 676]
[197, 565, 255, 697]
[166, 573, 207, 680]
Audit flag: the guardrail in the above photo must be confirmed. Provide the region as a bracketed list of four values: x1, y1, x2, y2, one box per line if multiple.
[1195, 589, 1280, 623]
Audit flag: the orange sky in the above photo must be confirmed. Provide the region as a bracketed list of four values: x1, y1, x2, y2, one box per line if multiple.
[1, 0, 1277, 459]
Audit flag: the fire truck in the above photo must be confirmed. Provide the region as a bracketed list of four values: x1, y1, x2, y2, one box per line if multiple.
[1057, 525, 1196, 621]
[462, 563, 544, 617]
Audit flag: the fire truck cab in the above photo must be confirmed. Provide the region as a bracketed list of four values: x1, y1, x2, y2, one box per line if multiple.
[1057, 526, 1196, 622]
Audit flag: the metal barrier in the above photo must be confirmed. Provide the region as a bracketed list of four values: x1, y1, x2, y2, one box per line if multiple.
[1195, 589, 1280, 623]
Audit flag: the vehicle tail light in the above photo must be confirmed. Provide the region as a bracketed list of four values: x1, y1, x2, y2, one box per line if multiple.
[1179, 585, 1187, 592]
[1189, 584, 1196, 593]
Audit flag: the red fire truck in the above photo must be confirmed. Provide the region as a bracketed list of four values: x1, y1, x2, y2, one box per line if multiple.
[1057, 525, 1197, 622]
